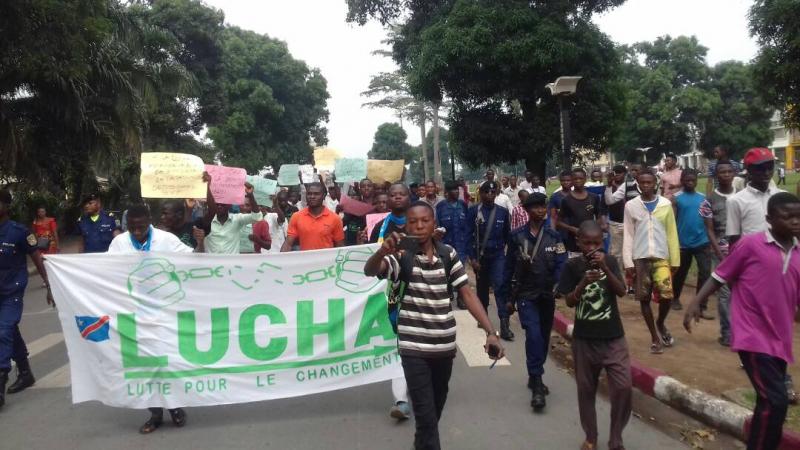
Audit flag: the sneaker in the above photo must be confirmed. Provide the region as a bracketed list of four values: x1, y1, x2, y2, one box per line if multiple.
[390, 401, 411, 420]
[718, 336, 730, 347]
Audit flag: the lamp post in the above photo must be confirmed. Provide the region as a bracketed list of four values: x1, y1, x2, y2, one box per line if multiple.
[546, 76, 582, 170]
[635, 147, 652, 165]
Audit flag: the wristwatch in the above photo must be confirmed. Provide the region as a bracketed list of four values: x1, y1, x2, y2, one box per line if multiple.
[487, 330, 500, 338]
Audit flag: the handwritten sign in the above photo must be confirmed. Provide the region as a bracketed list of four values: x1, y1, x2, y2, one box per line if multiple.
[340, 194, 374, 217]
[204, 164, 246, 205]
[140, 153, 206, 199]
[300, 164, 316, 184]
[366, 212, 390, 238]
[313, 147, 342, 172]
[367, 160, 405, 184]
[278, 164, 300, 186]
[246, 175, 278, 207]
[334, 158, 367, 183]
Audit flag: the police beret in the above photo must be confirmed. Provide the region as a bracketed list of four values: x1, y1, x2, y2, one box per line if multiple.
[479, 181, 498, 193]
[81, 193, 100, 205]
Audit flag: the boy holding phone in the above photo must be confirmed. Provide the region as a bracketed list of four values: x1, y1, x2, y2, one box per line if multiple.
[557, 221, 631, 450]
[364, 201, 504, 450]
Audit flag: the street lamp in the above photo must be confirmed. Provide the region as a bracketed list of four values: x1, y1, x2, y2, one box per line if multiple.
[635, 147, 652, 165]
[547, 76, 582, 170]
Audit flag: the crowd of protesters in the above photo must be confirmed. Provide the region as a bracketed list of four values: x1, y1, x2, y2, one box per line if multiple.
[1, 146, 798, 450]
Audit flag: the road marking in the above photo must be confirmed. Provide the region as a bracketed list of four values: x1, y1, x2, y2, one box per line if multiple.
[454, 310, 511, 367]
[32, 363, 71, 389]
[11, 332, 64, 369]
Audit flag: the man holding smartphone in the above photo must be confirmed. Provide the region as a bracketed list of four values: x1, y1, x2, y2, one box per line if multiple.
[364, 201, 504, 450]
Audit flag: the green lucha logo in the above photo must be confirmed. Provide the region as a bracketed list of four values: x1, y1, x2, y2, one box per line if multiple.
[127, 258, 186, 309]
[335, 247, 382, 294]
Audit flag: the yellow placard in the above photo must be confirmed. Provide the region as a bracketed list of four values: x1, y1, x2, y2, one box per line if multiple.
[367, 159, 405, 184]
[140, 152, 206, 199]
[313, 147, 342, 172]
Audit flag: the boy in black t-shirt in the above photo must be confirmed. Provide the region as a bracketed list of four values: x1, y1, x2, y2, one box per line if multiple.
[557, 168, 606, 257]
[557, 221, 631, 450]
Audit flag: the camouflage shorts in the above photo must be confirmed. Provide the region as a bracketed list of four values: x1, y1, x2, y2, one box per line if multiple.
[634, 258, 674, 303]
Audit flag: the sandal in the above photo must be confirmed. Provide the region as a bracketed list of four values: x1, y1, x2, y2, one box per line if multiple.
[650, 343, 664, 354]
[169, 408, 187, 427]
[139, 415, 163, 434]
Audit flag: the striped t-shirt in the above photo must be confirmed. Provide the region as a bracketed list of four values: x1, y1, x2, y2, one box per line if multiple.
[382, 246, 469, 358]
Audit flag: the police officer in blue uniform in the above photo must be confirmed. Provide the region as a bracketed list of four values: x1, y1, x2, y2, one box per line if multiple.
[78, 193, 120, 253]
[505, 193, 567, 411]
[437, 180, 471, 309]
[0, 190, 54, 408]
[467, 181, 513, 340]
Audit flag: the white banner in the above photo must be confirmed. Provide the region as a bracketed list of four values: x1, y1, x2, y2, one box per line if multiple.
[45, 245, 401, 408]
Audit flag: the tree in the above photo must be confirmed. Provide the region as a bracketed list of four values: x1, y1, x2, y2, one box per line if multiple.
[350, 0, 629, 179]
[362, 70, 432, 180]
[612, 36, 771, 161]
[369, 122, 413, 160]
[408, 127, 455, 183]
[207, 27, 330, 173]
[750, 0, 800, 129]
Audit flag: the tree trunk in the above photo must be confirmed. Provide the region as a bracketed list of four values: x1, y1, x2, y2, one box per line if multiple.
[419, 113, 429, 181]
[432, 102, 442, 186]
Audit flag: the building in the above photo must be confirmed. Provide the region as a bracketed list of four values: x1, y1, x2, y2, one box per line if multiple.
[768, 110, 799, 171]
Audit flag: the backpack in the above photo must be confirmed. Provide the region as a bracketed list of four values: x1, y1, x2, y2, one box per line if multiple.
[387, 240, 456, 333]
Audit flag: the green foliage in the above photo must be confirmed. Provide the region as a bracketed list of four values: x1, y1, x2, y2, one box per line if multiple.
[613, 36, 772, 161]
[208, 27, 330, 173]
[369, 123, 413, 160]
[353, 0, 629, 175]
[750, 0, 800, 129]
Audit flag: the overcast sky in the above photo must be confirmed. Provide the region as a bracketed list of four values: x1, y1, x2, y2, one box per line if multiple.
[204, 0, 759, 158]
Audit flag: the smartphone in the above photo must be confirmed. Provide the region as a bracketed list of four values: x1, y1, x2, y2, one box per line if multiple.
[398, 235, 420, 254]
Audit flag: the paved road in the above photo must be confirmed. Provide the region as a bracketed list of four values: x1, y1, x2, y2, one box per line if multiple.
[2, 275, 691, 450]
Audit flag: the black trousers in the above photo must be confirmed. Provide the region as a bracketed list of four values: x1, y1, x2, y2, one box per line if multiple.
[739, 351, 789, 450]
[402, 355, 454, 450]
[672, 245, 711, 307]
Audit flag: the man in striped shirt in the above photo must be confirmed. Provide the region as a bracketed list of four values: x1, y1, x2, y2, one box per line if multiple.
[364, 201, 504, 450]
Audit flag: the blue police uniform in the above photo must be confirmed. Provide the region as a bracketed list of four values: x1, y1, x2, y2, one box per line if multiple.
[0, 220, 38, 371]
[505, 225, 566, 378]
[436, 199, 469, 262]
[466, 203, 511, 320]
[78, 210, 118, 253]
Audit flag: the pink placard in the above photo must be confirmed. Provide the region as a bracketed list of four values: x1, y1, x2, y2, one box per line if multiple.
[204, 164, 247, 205]
[340, 194, 374, 217]
[366, 212, 390, 238]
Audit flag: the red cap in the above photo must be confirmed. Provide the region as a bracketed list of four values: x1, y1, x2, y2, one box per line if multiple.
[743, 147, 774, 166]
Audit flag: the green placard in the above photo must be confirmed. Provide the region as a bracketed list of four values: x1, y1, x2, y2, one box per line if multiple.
[246, 175, 277, 207]
[334, 158, 367, 183]
[278, 164, 300, 186]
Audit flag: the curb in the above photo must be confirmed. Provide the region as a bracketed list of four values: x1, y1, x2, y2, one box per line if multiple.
[552, 311, 800, 449]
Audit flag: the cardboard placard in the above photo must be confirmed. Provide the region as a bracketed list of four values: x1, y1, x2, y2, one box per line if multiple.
[366, 212, 390, 239]
[367, 159, 404, 184]
[313, 147, 342, 172]
[278, 164, 300, 186]
[204, 164, 246, 205]
[334, 158, 368, 183]
[340, 194, 374, 216]
[246, 175, 278, 207]
[140, 152, 206, 199]
[300, 164, 316, 184]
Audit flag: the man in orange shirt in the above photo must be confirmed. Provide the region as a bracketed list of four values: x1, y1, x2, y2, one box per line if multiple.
[281, 182, 345, 251]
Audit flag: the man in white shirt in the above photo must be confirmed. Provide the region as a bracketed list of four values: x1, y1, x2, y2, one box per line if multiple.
[107, 204, 202, 434]
[727, 148, 785, 245]
[504, 175, 523, 207]
[201, 172, 263, 254]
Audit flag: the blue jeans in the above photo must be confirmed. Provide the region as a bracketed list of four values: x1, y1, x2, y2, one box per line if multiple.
[517, 295, 555, 376]
[711, 253, 731, 341]
[476, 254, 509, 320]
[0, 294, 28, 371]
